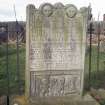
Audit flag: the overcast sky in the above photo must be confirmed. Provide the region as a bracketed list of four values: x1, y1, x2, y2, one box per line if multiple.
[0, 0, 105, 21]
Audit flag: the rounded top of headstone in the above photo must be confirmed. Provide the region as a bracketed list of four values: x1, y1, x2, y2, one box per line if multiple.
[65, 4, 77, 18]
[80, 7, 88, 17]
[26, 4, 36, 9]
[40, 3, 53, 17]
[54, 2, 64, 9]
[80, 7, 88, 13]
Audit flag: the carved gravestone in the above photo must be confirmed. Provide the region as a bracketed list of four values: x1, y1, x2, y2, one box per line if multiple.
[26, 3, 88, 103]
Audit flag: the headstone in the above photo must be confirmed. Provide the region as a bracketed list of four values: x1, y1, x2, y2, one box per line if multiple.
[100, 40, 105, 52]
[26, 3, 88, 103]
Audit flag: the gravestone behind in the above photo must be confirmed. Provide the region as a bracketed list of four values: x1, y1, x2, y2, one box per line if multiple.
[26, 3, 88, 103]
[100, 40, 105, 52]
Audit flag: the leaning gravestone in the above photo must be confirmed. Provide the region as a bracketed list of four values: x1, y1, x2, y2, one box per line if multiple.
[26, 3, 90, 104]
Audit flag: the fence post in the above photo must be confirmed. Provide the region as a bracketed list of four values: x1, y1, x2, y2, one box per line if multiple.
[88, 21, 93, 90]
[5, 24, 10, 105]
[97, 22, 101, 77]
[16, 21, 21, 95]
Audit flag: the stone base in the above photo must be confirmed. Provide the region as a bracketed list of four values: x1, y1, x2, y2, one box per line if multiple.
[10, 94, 99, 105]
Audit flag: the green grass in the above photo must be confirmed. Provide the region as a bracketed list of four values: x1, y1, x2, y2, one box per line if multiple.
[85, 46, 105, 89]
[85, 46, 105, 73]
[0, 44, 105, 96]
[0, 44, 25, 96]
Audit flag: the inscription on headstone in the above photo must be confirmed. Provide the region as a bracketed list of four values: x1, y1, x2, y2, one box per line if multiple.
[26, 3, 88, 101]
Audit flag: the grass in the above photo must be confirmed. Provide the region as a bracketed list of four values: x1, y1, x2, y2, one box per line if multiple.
[84, 46, 105, 89]
[0, 44, 25, 96]
[0, 44, 105, 96]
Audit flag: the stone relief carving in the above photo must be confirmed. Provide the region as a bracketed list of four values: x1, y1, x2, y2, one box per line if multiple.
[66, 4, 77, 18]
[30, 73, 80, 97]
[40, 3, 53, 17]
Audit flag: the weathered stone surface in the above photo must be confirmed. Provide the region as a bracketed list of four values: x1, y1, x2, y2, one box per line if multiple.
[10, 94, 100, 105]
[26, 2, 89, 103]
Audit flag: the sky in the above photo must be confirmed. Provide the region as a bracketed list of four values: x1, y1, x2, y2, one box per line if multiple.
[0, 0, 105, 21]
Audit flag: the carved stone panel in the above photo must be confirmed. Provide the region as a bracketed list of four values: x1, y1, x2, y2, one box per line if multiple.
[30, 71, 81, 97]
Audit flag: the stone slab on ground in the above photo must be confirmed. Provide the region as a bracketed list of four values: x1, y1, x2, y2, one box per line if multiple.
[10, 94, 100, 105]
